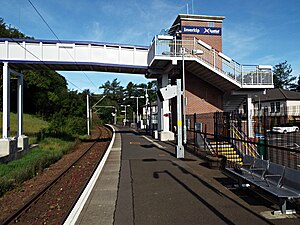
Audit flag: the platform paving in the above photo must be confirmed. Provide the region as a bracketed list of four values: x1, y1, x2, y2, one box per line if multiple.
[76, 126, 300, 225]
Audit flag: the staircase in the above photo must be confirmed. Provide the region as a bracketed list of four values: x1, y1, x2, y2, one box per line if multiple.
[209, 140, 243, 164]
[223, 94, 246, 112]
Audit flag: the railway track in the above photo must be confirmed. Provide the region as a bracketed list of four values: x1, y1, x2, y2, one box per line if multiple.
[1, 125, 112, 225]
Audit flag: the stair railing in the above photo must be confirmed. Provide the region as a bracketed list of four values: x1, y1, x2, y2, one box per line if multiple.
[231, 125, 260, 158]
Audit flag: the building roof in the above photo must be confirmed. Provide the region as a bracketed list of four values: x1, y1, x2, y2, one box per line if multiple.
[173, 14, 225, 26]
[169, 14, 225, 36]
[252, 88, 300, 102]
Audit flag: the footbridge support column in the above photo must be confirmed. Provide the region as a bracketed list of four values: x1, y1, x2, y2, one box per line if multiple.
[0, 62, 17, 156]
[157, 74, 174, 141]
[16, 70, 28, 150]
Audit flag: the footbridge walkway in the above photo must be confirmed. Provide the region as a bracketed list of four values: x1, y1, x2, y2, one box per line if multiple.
[0, 38, 148, 73]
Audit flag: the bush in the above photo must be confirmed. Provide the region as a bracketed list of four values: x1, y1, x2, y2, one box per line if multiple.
[49, 113, 86, 136]
[64, 117, 86, 135]
[0, 138, 73, 197]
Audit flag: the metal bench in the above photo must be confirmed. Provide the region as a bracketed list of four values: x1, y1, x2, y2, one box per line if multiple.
[225, 155, 300, 214]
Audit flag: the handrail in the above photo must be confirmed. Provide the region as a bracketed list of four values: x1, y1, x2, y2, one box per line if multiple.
[198, 131, 216, 155]
[148, 35, 273, 87]
[231, 125, 260, 158]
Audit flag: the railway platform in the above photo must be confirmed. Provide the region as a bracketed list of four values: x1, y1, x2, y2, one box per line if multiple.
[71, 126, 300, 225]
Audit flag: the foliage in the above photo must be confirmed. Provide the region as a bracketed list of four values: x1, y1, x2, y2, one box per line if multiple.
[273, 61, 296, 89]
[22, 70, 69, 118]
[290, 75, 300, 92]
[0, 18, 32, 39]
[0, 137, 74, 197]
[95, 78, 157, 124]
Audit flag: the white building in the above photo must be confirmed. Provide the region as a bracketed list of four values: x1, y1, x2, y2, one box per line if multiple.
[252, 88, 300, 128]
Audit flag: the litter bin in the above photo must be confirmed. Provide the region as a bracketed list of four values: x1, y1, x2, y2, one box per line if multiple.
[258, 138, 268, 160]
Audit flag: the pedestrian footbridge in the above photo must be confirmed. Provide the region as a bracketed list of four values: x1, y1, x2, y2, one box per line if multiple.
[0, 38, 148, 74]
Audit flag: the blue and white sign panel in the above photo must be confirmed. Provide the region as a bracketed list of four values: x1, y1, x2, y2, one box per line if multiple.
[182, 26, 222, 36]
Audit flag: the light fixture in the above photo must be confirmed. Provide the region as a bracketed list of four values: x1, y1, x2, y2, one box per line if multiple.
[192, 49, 204, 55]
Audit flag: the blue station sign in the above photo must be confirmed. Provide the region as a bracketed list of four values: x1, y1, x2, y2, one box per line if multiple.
[182, 26, 222, 36]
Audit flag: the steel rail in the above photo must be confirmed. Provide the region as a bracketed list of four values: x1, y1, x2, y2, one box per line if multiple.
[2, 126, 111, 225]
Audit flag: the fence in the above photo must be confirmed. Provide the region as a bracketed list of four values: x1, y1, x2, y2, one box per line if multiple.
[186, 112, 300, 170]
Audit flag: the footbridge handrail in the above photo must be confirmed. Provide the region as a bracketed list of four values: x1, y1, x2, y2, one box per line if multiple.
[148, 35, 273, 87]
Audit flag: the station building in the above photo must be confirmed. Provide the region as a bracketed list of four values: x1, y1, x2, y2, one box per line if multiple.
[147, 14, 273, 140]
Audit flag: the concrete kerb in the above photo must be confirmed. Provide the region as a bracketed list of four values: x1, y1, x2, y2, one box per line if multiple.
[63, 124, 117, 225]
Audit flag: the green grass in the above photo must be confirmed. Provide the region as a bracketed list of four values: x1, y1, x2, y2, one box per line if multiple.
[0, 112, 79, 197]
[0, 112, 49, 144]
[0, 137, 74, 196]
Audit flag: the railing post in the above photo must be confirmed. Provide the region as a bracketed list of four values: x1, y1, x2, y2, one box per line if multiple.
[214, 112, 219, 156]
[263, 107, 268, 160]
[213, 49, 216, 69]
[193, 37, 196, 51]
[271, 70, 273, 85]
[154, 36, 157, 56]
[204, 124, 207, 152]
[194, 113, 196, 151]
[234, 63, 236, 80]
[241, 65, 244, 86]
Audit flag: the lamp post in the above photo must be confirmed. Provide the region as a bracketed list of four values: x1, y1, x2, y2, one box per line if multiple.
[181, 46, 204, 144]
[87, 95, 90, 135]
[121, 104, 130, 126]
[181, 47, 187, 144]
[130, 96, 145, 128]
[137, 87, 156, 132]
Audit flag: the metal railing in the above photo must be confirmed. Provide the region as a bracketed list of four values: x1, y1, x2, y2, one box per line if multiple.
[230, 125, 260, 158]
[148, 35, 273, 87]
[186, 112, 300, 169]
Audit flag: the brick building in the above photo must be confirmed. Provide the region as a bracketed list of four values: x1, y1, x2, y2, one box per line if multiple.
[147, 13, 273, 140]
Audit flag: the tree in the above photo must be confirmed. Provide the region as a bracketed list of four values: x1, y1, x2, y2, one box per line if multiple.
[290, 75, 300, 92]
[273, 61, 296, 89]
[0, 17, 32, 39]
[99, 78, 124, 103]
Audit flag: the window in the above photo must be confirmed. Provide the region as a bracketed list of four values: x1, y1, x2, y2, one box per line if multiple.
[208, 22, 215, 27]
[275, 102, 280, 113]
[270, 102, 275, 113]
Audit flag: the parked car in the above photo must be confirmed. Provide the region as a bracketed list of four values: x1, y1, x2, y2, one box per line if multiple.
[272, 126, 299, 134]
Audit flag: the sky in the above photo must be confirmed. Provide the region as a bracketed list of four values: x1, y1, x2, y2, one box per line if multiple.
[1, 0, 300, 93]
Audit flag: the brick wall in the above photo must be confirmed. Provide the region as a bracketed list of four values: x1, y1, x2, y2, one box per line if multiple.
[185, 71, 223, 115]
[181, 18, 223, 52]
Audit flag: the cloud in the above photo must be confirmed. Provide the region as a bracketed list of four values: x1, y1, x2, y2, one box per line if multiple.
[223, 22, 266, 62]
[83, 22, 105, 41]
[255, 55, 281, 66]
